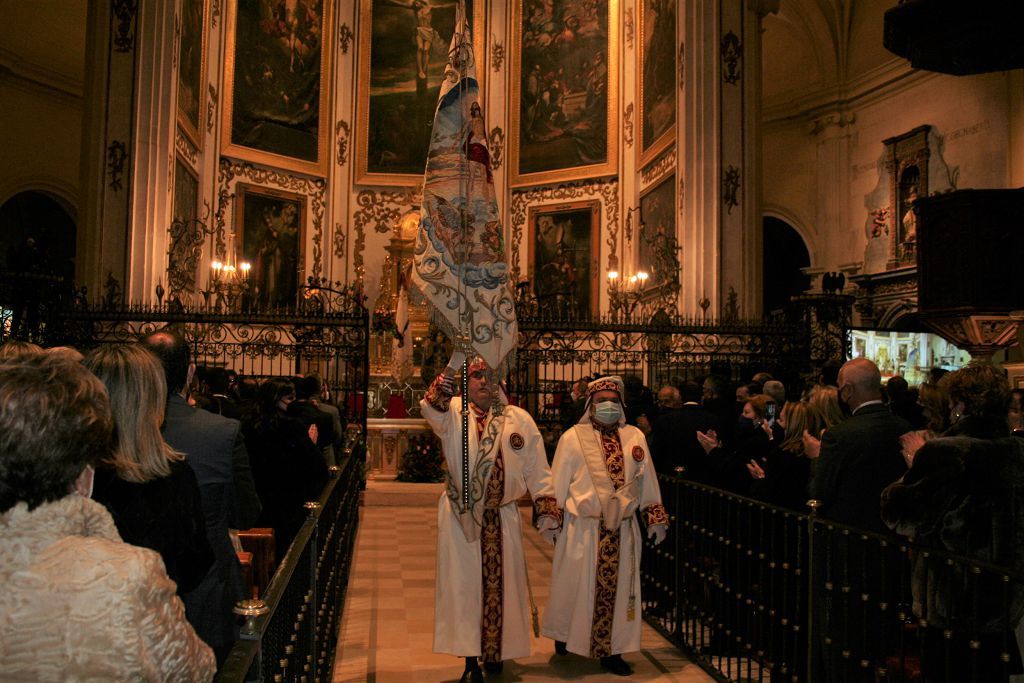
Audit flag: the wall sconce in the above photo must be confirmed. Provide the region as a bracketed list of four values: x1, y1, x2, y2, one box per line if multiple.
[202, 232, 252, 311]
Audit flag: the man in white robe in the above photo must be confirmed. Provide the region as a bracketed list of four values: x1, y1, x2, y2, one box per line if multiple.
[421, 356, 561, 682]
[542, 375, 669, 676]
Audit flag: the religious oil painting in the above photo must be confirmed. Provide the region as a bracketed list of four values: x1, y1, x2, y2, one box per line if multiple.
[222, 0, 333, 176]
[235, 184, 306, 310]
[176, 0, 208, 149]
[637, 173, 678, 296]
[528, 200, 601, 318]
[168, 158, 200, 298]
[356, 0, 484, 186]
[509, 0, 618, 187]
[638, 0, 675, 167]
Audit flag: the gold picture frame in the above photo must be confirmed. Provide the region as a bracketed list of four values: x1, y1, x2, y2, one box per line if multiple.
[636, 172, 679, 300]
[527, 200, 601, 318]
[637, 0, 676, 168]
[234, 183, 308, 309]
[355, 0, 486, 187]
[176, 0, 209, 150]
[221, 0, 334, 177]
[509, 0, 618, 187]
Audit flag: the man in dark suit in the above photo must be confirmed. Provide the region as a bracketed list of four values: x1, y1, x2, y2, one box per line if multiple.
[142, 330, 262, 665]
[810, 357, 910, 533]
[289, 374, 340, 467]
[810, 357, 909, 683]
[651, 382, 721, 482]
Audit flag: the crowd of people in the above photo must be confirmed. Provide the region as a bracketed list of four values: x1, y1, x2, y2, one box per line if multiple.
[4, 330, 1024, 680]
[0, 333, 345, 679]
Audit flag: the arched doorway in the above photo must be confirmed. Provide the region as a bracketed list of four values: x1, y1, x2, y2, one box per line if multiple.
[762, 216, 810, 315]
[0, 191, 77, 282]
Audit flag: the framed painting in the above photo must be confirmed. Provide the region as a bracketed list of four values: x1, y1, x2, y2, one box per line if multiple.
[176, 0, 209, 150]
[168, 158, 200, 297]
[637, 0, 675, 167]
[509, 0, 618, 187]
[356, 0, 484, 186]
[221, 0, 333, 176]
[637, 173, 678, 297]
[235, 183, 307, 309]
[527, 200, 601, 318]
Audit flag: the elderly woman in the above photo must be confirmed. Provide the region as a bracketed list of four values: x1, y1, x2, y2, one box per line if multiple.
[0, 351, 215, 680]
[882, 363, 1024, 682]
[84, 344, 213, 596]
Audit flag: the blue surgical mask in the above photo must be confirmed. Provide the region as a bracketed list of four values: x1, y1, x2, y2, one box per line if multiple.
[594, 401, 622, 426]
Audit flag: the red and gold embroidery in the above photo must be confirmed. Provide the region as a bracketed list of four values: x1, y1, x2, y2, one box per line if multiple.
[644, 502, 669, 528]
[533, 496, 562, 528]
[424, 373, 454, 411]
[480, 446, 505, 663]
[631, 445, 645, 462]
[589, 429, 626, 656]
[509, 432, 524, 450]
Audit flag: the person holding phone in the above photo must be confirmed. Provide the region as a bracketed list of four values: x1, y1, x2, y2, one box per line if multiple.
[746, 401, 817, 510]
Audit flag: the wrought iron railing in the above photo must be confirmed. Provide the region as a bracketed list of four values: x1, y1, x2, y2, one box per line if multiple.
[642, 474, 1024, 683]
[216, 447, 363, 682]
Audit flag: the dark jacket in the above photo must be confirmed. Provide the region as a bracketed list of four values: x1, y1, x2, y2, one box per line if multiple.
[809, 402, 910, 533]
[650, 403, 721, 481]
[882, 416, 1024, 633]
[92, 458, 214, 595]
[749, 444, 812, 511]
[162, 394, 261, 650]
[244, 414, 329, 555]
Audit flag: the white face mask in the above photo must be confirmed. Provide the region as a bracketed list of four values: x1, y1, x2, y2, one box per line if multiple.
[594, 401, 622, 426]
[74, 465, 95, 499]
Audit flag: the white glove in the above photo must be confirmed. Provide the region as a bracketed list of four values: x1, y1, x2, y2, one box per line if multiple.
[648, 524, 667, 546]
[540, 527, 559, 545]
[446, 350, 467, 372]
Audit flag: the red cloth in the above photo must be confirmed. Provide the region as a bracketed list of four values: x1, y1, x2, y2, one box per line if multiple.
[384, 394, 407, 418]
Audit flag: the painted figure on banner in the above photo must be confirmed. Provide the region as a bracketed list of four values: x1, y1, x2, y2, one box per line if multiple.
[410, 5, 517, 375]
[542, 376, 669, 677]
[641, 0, 675, 152]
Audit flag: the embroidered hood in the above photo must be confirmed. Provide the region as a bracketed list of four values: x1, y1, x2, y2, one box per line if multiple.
[578, 375, 627, 427]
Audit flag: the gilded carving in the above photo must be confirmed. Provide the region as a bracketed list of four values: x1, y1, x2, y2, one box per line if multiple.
[112, 0, 137, 53]
[624, 103, 634, 148]
[211, 0, 220, 28]
[175, 130, 199, 168]
[107, 141, 128, 191]
[640, 148, 675, 186]
[334, 220, 346, 260]
[678, 41, 685, 89]
[207, 84, 218, 133]
[354, 189, 418, 235]
[336, 120, 351, 166]
[721, 30, 742, 85]
[217, 159, 327, 276]
[509, 178, 619, 283]
[722, 165, 741, 214]
[678, 175, 685, 217]
[624, 7, 634, 50]
[339, 23, 353, 54]
[488, 127, 504, 171]
[491, 35, 504, 72]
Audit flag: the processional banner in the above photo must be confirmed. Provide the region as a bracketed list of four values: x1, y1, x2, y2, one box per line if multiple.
[410, 6, 517, 375]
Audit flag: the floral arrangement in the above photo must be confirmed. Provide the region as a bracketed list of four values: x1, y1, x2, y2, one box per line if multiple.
[397, 432, 445, 483]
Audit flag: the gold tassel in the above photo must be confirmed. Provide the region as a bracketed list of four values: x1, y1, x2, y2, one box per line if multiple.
[531, 604, 540, 637]
[627, 595, 636, 621]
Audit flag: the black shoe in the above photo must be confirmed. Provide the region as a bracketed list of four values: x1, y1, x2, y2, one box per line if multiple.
[459, 667, 483, 683]
[554, 640, 568, 656]
[600, 655, 633, 676]
[483, 660, 503, 674]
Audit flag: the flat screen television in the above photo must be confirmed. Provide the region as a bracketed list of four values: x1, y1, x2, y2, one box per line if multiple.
[849, 327, 972, 386]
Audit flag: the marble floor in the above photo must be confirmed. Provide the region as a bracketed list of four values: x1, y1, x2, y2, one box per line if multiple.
[332, 486, 714, 682]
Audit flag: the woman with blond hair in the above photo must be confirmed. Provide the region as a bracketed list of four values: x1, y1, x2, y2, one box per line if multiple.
[85, 343, 213, 595]
[747, 401, 816, 510]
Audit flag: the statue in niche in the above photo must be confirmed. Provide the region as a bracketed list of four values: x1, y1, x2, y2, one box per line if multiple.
[902, 185, 918, 244]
